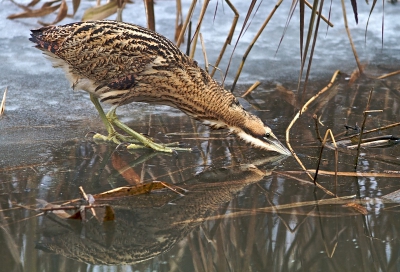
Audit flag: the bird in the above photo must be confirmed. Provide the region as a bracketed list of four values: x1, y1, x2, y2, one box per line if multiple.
[29, 20, 291, 155]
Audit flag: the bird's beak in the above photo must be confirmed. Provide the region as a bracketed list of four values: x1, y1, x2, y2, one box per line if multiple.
[263, 134, 292, 156]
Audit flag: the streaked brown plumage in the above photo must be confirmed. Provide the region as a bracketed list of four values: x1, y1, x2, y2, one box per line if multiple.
[29, 20, 290, 155]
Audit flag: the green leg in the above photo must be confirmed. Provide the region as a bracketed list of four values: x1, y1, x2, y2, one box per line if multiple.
[89, 94, 131, 144]
[89, 94, 191, 153]
[107, 108, 192, 153]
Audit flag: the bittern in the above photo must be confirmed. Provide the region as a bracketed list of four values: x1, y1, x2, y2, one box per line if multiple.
[29, 20, 290, 155]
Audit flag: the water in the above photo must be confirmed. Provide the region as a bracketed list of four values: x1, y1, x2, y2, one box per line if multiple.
[1, 1, 400, 271]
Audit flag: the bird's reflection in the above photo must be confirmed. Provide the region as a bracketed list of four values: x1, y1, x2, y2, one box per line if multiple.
[36, 156, 285, 265]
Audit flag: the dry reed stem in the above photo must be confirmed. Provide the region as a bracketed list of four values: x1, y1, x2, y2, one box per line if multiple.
[376, 70, 400, 79]
[274, 170, 316, 185]
[354, 108, 384, 169]
[176, 0, 197, 48]
[186, 20, 192, 56]
[175, 0, 183, 42]
[354, 88, 380, 169]
[313, 114, 323, 142]
[305, 0, 334, 27]
[286, 70, 340, 196]
[345, 84, 359, 120]
[285, 170, 400, 178]
[339, 121, 400, 141]
[231, 0, 283, 92]
[199, 33, 209, 72]
[313, 129, 338, 196]
[189, 0, 210, 59]
[0, 87, 7, 116]
[210, 0, 239, 77]
[116, 0, 126, 22]
[258, 184, 316, 233]
[144, 0, 155, 31]
[241, 81, 260, 97]
[176, 195, 356, 224]
[341, 0, 363, 74]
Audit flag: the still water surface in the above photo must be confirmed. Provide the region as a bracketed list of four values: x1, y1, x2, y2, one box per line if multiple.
[1, 74, 399, 271]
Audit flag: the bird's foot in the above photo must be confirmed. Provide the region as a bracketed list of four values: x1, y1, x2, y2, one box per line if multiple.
[91, 107, 192, 153]
[126, 140, 191, 153]
[88, 130, 191, 153]
[89, 130, 139, 145]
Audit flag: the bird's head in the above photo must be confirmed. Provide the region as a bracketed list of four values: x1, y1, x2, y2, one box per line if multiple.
[226, 101, 291, 156]
[234, 121, 291, 156]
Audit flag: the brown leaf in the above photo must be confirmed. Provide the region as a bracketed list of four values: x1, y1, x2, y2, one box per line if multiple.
[10, 0, 32, 11]
[40, 0, 60, 8]
[82, 0, 118, 21]
[39, 0, 67, 25]
[27, 0, 41, 7]
[71, 0, 80, 16]
[7, 4, 61, 19]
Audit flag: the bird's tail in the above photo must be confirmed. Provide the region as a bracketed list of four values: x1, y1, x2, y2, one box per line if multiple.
[29, 26, 58, 53]
[29, 24, 74, 54]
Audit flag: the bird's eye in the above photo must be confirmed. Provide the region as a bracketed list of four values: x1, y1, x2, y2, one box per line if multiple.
[265, 133, 270, 138]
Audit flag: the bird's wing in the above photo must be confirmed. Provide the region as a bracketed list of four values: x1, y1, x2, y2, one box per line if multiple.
[55, 21, 166, 88]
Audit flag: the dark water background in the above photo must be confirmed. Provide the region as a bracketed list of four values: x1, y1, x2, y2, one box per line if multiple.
[0, 1, 399, 271]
